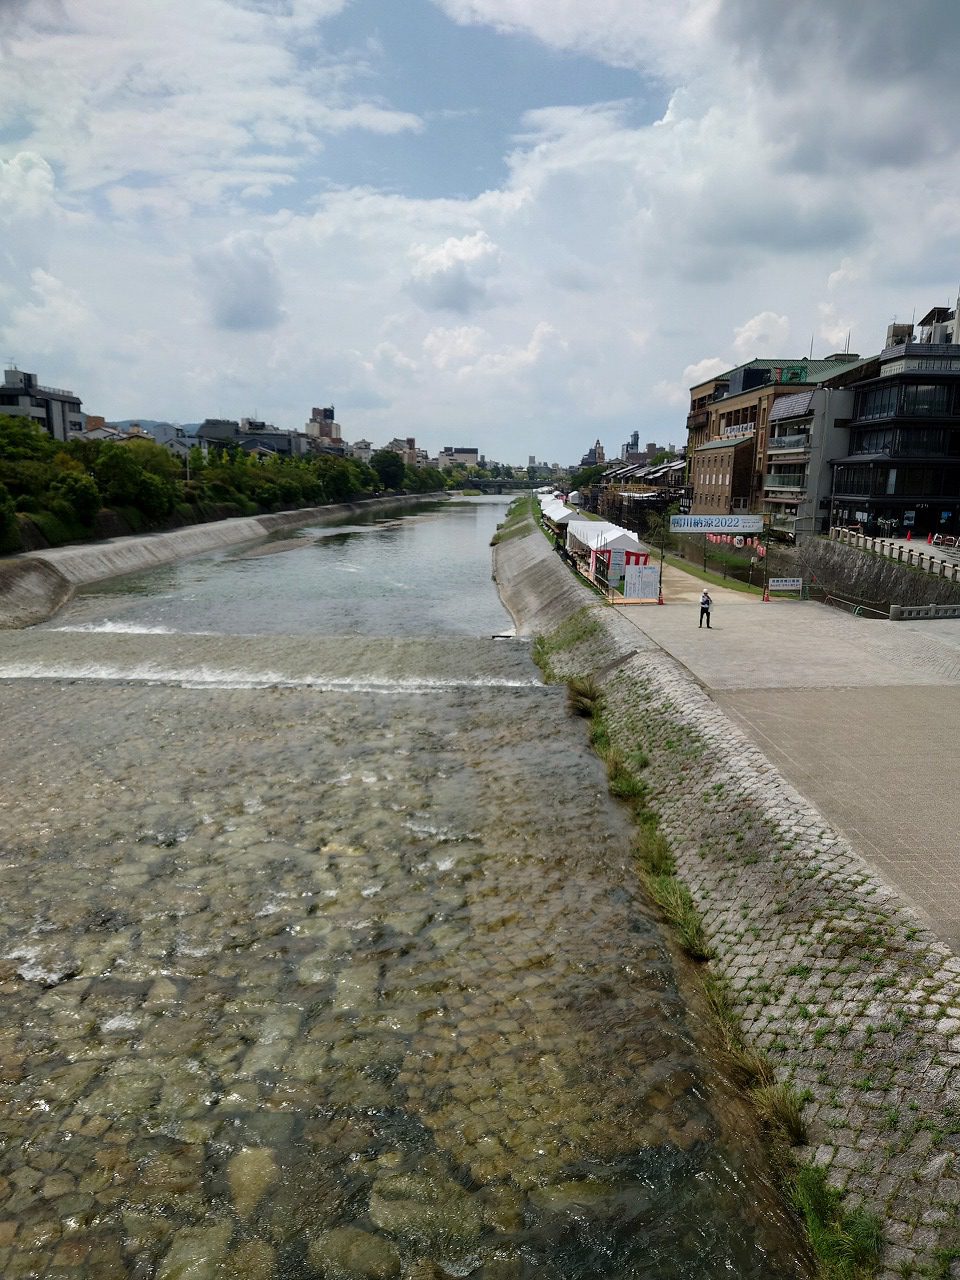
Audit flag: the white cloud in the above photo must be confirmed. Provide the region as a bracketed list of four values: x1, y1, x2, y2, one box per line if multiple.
[408, 231, 501, 313]
[194, 232, 285, 332]
[4, 0, 960, 460]
[732, 311, 790, 358]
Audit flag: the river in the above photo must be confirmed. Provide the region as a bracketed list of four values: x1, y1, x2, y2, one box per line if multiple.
[0, 496, 810, 1278]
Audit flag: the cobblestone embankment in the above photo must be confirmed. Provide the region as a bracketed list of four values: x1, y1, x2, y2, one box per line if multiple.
[495, 524, 960, 1280]
[0, 493, 447, 628]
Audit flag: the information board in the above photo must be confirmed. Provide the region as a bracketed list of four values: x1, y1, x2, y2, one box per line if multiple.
[670, 514, 764, 533]
[623, 563, 661, 600]
[768, 577, 803, 593]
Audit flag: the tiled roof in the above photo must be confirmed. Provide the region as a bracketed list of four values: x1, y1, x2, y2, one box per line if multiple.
[769, 390, 815, 421]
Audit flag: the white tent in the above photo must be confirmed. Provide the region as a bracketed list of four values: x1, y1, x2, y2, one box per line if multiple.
[567, 489, 581, 505]
[564, 521, 642, 554]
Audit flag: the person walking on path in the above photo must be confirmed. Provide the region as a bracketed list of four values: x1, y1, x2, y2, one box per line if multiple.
[699, 589, 712, 628]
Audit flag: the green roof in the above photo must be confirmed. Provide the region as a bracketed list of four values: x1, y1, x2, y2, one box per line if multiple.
[695, 433, 755, 453]
[706, 355, 865, 384]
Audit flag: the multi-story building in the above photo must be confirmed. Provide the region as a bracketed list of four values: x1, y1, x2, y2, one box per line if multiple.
[686, 355, 863, 512]
[438, 446, 479, 470]
[0, 367, 86, 441]
[690, 435, 754, 514]
[304, 406, 345, 455]
[761, 358, 876, 540]
[197, 417, 312, 457]
[346, 439, 373, 464]
[830, 314, 960, 538]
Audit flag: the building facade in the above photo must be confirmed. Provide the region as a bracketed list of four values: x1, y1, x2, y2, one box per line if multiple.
[830, 339, 960, 538]
[690, 435, 754, 514]
[686, 356, 862, 511]
[1, 367, 86, 442]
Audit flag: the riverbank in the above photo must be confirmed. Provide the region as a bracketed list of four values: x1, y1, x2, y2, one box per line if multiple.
[0, 492, 447, 628]
[494, 519, 960, 1280]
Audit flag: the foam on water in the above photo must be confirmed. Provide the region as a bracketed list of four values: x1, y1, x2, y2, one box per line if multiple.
[0, 662, 540, 692]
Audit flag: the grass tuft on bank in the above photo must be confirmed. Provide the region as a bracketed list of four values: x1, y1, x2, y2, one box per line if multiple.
[490, 494, 536, 546]
[790, 1165, 882, 1280]
[531, 606, 600, 682]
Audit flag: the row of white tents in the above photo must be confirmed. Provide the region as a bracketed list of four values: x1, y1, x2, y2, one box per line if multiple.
[536, 492, 647, 560]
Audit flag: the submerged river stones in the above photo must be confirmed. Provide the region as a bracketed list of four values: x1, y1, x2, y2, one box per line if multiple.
[0, 615, 810, 1276]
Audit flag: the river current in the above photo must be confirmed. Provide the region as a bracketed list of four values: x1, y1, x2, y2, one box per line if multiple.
[0, 497, 810, 1278]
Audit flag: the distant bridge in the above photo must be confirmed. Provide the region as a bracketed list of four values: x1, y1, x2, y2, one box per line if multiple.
[450, 479, 538, 495]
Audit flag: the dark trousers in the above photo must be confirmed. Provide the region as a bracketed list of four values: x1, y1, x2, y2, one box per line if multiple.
[699, 607, 711, 628]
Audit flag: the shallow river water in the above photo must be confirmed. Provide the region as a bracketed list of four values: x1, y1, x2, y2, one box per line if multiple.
[0, 498, 810, 1278]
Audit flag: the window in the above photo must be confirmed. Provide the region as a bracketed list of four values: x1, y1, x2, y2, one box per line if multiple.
[900, 383, 952, 417]
[855, 383, 897, 420]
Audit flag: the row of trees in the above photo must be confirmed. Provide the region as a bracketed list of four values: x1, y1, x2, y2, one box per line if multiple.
[0, 416, 448, 554]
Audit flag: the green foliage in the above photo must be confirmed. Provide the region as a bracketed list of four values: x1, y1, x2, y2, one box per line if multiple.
[49, 471, 102, 524]
[0, 480, 20, 552]
[790, 1165, 882, 1280]
[646, 875, 715, 960]
[568, 463, 607, 490]
[529, 606, 600, 682]
[491, 493, 536, 545]
[751, 1083, 808, 1145]
[371, 448, 405, 490]
[566, 676, 601, 718]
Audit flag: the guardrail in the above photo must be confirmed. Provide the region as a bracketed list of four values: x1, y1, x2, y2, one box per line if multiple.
[889, 603, 960, 621]
[822, 594, 889, 619]
[830, 526, 960, 581]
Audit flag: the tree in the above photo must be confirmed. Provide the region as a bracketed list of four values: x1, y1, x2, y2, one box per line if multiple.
[0, 415, 56, 462]
[50, 472, 102, 524]
[0, 480, 19, 552]
[371, 449, 405, 490]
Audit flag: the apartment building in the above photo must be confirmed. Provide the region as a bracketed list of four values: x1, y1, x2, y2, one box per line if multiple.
[0, 367, 86, 442]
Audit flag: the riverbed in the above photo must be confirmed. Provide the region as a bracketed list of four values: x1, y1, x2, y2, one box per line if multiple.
[0, 498, 809, 1278]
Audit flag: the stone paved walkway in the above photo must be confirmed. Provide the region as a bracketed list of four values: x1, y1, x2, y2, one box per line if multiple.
[614, 576, 960, 950]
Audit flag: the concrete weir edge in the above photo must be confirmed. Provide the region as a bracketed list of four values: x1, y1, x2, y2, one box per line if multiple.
[495, 523, 960, 1280]
[0, 493, 448, 629]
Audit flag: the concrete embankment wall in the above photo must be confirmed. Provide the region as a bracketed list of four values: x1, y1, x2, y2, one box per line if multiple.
[793, 536, 960, 610]
[0, 493, 446, 629]
[495, 526, 960, 1279]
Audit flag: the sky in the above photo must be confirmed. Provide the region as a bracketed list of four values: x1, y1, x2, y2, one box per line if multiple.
[2, 0, 960, 465]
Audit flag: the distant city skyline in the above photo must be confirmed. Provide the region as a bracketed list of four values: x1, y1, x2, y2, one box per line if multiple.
[2, 1, 959, 461]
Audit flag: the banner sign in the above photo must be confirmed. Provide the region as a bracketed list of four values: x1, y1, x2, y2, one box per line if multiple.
[769, 577, 802, 592]
[670, 514, 764, 533]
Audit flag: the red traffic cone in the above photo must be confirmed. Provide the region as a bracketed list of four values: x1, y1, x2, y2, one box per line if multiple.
[927, 532, 933, 545]
[762, 585, 770, 602]
[906, 529, 912, 541]
[657, 587, 664, 605]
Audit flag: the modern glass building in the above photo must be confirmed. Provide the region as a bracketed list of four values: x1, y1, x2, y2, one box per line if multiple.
[830, 340, 960, 538]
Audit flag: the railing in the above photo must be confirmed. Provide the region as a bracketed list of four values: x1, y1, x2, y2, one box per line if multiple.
[38, 385, 78, 398]
[764, 477, 806, 490]
[830, 526, 960, 581]
[767, 434, 810, 451]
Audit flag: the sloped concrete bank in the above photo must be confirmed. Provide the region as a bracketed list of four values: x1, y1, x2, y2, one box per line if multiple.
[794, 537, 960, 611]
[0, 493, 447, 628]
[496, 524, 960, 1280]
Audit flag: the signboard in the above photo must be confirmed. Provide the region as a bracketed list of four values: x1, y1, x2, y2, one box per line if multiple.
[769, 577, 802, 593]
[624, 563, 661, 600]
[774, 365, 808, 385]
[670, 514, 764, 533]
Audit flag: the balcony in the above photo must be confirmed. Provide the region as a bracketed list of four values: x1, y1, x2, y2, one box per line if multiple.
[686, 410, 709, 429]
[767, 433, 810, 452]
[764, 476, 807, 491]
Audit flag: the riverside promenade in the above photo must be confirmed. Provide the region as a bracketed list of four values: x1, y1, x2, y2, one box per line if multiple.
[615, 567, 960, 952]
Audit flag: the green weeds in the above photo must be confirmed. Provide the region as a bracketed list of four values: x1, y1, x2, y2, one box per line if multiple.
[790, 1164, 882, 1280]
